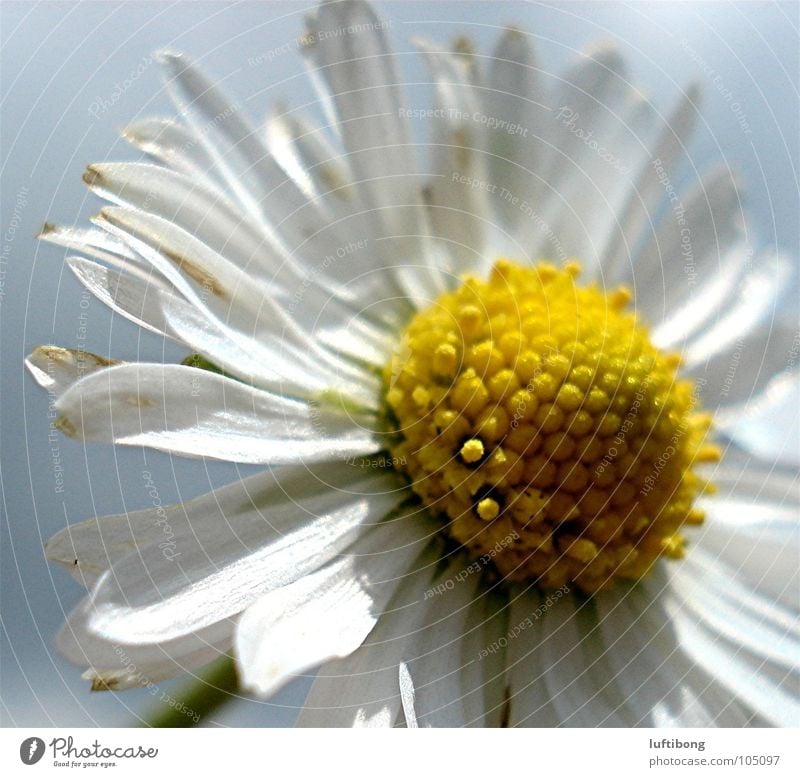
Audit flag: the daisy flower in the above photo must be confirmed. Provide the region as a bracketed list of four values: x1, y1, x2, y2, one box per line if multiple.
[27, 0, 798, 727]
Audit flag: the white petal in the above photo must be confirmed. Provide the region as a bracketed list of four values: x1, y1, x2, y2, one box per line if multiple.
[121, 117, 221, 188]
[85, 158, 368, 328]
[95, 206, 273, 331]
[635, 166, 745, 329]
[537, 95, 652, 277]
[402, 562, 507, 727]
[695, 459, 800, 606]
[537, 43, 628, 186]
[296, 546, 440, 727]
[66, 256, 176, 337]
[663, 602, 797, 726]
[315, 319, 393, 369]
[265, 104, 352, 203]
[304, 1, 418, 239]
[25, 345, 119, 395]
[604, 85, 702, 279]
[38, 222, 146, 272]
[524, 45, 634, 273]
[303, 1, 446, 304]
[44, 461, 390, 586]
[156, 51, 326, 239]
[398, 662, 418, 728]
[715, 371, 800, 467]
[44, 470, 275, 588]
[680, 252, 797, 406]
[414, 38, 488, 272]
[157, 301, 361, 399]
[595, 575, 759, 726]
[652, 241, 753, 349]
[236, 511, 434, 698]
[96, 206, 378, 397]
[62, 465, 405, 642]
[674, 553, 799, 675]
[506, 589, 561, 727]
[58, 609, 232, 675]
[400, 568, 480, 726]
[482, 28, 549, 233]
[82, 162, 291, 287]
[64, 256, 343, 398]
[54, 363, 382, 463]
[538, 593, 630, 726]
[455, 590, 509, 728]
[156, 50, 370, 286]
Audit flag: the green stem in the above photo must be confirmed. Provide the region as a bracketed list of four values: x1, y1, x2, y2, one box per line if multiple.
[141, 655, 239, 728]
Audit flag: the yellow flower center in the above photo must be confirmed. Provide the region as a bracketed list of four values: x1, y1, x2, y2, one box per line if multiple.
[383, 260, 720, 592]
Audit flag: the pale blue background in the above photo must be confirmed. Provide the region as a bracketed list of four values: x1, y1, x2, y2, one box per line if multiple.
[2, 1, 798, 727]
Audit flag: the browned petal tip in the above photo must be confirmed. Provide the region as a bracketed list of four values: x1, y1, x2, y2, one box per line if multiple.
[82, 164, 103, 187]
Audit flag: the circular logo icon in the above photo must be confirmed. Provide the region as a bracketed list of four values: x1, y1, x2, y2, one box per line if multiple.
[20, 737, 45, 765]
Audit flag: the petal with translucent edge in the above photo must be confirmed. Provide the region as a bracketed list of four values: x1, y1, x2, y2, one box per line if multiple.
[263, 107, 410, 315]
[25, 345, 120, 395]
[83, 159, 369, 323]
[121, 117, 222, 187]
[95, 206, 275, 332]
[535, 94, 654, 279]
[54, 363, 382, 463]
[58, 466, 405, 643]
[456, 589, 509, 728]
[296, 545, 440, 727]
[159, 299, 377, 401]
[651, 241, 752, 350]
[38, 222, 150, 274]
[505, 586, 632, 727]
[304, 1, 417, 238]
[82, 162, 267, 268]
[236, 509, 435, 698]
[697, 318, 798, 409]
[673, 553, 798, 676]
[156, 51, 330, 236]
[65, 257, 176, 337]
[665, 475, 799, 728]
[663, 604, 797, 726]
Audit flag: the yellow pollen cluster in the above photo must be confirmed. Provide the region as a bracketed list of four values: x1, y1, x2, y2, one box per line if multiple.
[383, 260, 719, 592]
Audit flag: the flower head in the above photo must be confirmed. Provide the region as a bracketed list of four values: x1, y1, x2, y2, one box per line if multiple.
[28, 0, 798, 727]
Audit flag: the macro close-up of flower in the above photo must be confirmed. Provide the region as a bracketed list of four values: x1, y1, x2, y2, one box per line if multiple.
[5, 0, 799, 731]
